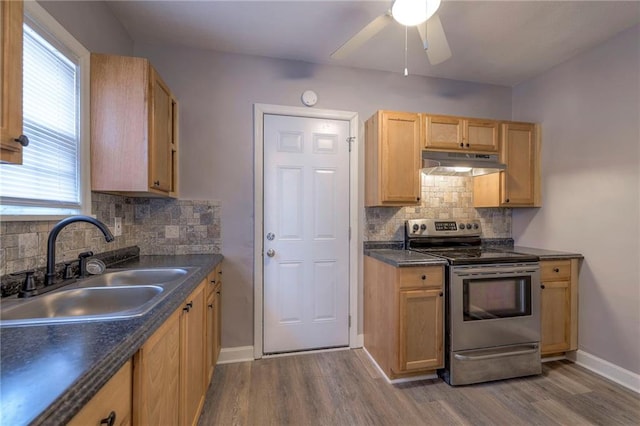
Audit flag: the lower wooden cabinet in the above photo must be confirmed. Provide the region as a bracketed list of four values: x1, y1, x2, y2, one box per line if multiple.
[181, 282, 206, 426]
[205, 265, 222, 383]
[133, 263, 223, 426]
[133, 309, 181, 426]
[364, 256, 444, 379]
[69, 359, 132, 426]
[540, 259, 579, 355]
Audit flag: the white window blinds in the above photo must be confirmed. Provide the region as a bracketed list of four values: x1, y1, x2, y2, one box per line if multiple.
[0, 22, 80, 210]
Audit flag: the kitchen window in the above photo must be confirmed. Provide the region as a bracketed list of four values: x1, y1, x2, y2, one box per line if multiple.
[0, 2, 90, 218]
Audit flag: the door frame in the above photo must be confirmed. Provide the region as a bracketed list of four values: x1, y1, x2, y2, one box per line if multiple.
[253, 103, 360, 359]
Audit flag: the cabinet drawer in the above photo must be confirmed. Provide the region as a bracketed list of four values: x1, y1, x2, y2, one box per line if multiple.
[399, 266, 443, 289]
[68, 359, 132, 426]
[541, 260, 571, 281]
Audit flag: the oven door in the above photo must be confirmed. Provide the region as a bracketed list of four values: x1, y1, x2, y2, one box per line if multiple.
[449, 263, 540, 352]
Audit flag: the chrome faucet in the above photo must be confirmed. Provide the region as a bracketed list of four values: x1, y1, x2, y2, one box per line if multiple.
[45, 215, 114, 286]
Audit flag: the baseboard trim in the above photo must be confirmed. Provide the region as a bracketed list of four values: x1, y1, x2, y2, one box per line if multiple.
[362, 347, 438, 384]
[217, 346, 255, 364]
[568, 350, 640, 394]
[352, 333, 364, 348]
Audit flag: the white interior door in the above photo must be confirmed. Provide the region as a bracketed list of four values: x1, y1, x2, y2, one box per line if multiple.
[263, 114, 350, 354]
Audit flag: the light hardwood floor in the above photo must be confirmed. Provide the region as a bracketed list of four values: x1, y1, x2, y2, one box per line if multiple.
[198, 349, 640, 425]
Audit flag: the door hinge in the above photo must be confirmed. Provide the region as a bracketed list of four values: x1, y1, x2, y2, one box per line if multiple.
[349, 315, 351, 327]
[346, 136, 355, 152]
[349, 226, 351, 240]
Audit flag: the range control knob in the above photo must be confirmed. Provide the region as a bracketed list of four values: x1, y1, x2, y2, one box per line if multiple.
[420, 224, 427, 231]
[473, 223, 479, 230]
[466, 223, 472, 230]
[412, 224, 419, 232]
[458, 223, 465, 230]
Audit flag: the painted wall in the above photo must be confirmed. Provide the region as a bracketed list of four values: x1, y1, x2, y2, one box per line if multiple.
[512, 25, 640, 375]
[134, 42, 512, 347]
[38, 0, 133, 56]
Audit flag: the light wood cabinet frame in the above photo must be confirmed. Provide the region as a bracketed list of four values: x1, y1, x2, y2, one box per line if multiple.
[365, 110, 422, 206]
[364, 256, 444, 380]
[0, 0, 24, 164]
[425, 114, 499, 153]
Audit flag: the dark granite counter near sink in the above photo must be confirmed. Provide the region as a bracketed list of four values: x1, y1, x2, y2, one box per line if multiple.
[0, 254, 223, 426]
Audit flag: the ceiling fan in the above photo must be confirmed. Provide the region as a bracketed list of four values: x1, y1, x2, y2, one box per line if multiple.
[331, 0, 452, 70]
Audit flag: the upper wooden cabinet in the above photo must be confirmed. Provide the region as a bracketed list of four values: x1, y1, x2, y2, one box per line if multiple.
[425, 114, 499, 153]
[0, 0, 26, 164]
[473, 121, 541, 207]
[91, 53, 178, 197]
[365, 110, 422, 206]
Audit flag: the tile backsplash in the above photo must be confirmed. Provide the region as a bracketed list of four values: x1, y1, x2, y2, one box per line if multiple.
[0, 193, 221, 276]
[364, 175, 511, 241]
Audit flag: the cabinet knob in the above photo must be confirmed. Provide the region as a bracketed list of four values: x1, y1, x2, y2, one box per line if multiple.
[210, 279, 216, 284]
[14, 135, 29, 147]
[153, 180, 160, 186]
[465, 143, 470, 148]
[100, 411, 116, 426]
[416, 197, 421, 202]
[459, 142, 464, 148]
[553, 268, 560, 273]
[541, 284, 545, 289]
[439, 292, 443, 297]
[421, 275, 427, 280]
[208, 304, 213, 309]
[505, 198, 510, 203]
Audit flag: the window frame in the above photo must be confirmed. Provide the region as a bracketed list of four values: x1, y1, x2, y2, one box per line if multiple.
[0, 1, 91, 221]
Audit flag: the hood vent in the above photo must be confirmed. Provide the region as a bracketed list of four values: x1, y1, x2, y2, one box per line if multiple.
[422, 151, 506, 177]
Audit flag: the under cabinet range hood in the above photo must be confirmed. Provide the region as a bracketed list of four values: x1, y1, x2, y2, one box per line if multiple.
[422, 151, 506, 177]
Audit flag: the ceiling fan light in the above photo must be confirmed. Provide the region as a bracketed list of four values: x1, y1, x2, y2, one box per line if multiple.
[392, 0, 441, 27]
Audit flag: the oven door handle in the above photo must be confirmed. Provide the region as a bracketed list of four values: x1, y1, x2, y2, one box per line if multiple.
[454, 344, 539, 361]
[454, 266, 539, 276]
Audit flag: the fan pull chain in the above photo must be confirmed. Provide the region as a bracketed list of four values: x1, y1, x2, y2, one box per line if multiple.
[404, 25, 409, 76]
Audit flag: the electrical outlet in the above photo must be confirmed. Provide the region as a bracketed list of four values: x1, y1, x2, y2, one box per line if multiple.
[114, 217, 122, 237]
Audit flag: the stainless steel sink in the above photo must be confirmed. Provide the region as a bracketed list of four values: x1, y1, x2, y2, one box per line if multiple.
[81, 268, 189, 286]
[0, 286, 164, 326]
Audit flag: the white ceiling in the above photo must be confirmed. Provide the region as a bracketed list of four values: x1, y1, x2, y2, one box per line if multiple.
[105, 1, 640, 86]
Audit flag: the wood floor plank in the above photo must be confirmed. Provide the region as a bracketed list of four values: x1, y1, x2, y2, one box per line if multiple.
[198, 350, 640, 426]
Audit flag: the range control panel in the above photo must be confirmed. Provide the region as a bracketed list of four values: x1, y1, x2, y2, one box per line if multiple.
[406, 219, 482, 237]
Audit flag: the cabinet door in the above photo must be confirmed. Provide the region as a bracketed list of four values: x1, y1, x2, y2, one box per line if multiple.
[181, 282, 206, 426]
[205, 291, 215, 384]
[501, 122, 538, 206]
[149, 67, 173, 193]
[69, 360, 132, 426]
[541, 281, 571, 354]
[466, 119, 499, 152]
[380, 111, 421, 204]
[0, 0, 24, 164]
[398, 289, 444, 372]
[425, 115, 463, 150]
[133, 309, 180, 426]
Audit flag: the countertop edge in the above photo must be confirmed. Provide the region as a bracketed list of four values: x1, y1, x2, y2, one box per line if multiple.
[365, 249, 448, 267]
[31, 254, 224, 426]
[513, 246, 584, 260]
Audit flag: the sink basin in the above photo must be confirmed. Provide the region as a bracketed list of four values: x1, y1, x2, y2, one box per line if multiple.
[81, 268, 189, 286]
[0, 285, 163, 327]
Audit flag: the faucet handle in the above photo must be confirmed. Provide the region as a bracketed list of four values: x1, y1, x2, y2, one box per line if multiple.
[63, 262, 75, 279]
[18, 271, 38, 298]
[78, 251, 94, 278]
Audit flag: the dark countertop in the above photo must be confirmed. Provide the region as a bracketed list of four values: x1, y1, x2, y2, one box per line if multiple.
[0, 254, 223, 426]
[513, 246, 584, 260]
[364, 249, 448, 267]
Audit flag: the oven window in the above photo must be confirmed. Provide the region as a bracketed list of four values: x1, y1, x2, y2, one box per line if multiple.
[463, 276, 531, 321]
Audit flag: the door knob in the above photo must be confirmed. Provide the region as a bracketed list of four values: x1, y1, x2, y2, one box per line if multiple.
[266, 249, 276, 257]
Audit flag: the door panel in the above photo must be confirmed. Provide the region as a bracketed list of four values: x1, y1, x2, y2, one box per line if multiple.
[263, 114, 350, 353]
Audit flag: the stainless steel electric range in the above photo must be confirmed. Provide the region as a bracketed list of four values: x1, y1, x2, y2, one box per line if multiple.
[405, 218, 542, 386]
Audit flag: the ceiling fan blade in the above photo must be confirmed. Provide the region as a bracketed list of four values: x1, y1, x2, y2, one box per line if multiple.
[417, 13, 452, 65]
[331, 13, 393, 60]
